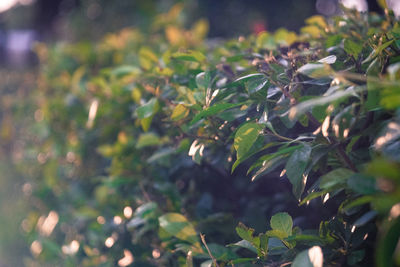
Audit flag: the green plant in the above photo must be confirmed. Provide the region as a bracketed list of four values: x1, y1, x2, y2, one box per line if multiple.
[22, 4, 400, 267]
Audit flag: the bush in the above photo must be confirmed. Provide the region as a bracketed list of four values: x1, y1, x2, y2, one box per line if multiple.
[23, 5, 400, 267]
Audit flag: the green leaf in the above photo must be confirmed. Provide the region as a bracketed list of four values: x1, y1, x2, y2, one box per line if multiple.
[319, 168, 354, 190]
[235, 222, 255, 243]
[266, 229, 289, 239]
[245, 75, 269, 95]
[285, 144, 312, 200]
[347, 250, 365, 265]
[299, 190, 330, 206]
[344, 39, 363, 58]
[292, 246, 324, 267]
[234, 122, 263, 160]
[195, 71, 211, 90]
[171, 104, 190, 121]
[228, 240, 258, 254]
[190, 102, 244, 125]
[136, 133, 161, 148]
[289, 86, 362, 119]
[111, 65, 141, 77]
[297, 63, 334, 78]
[172, 50, 206, 62]
[158, 213, 199, 245]
[140, 116, 153, 132]
[233, 73, 266, 84]
[259, 233, 268, 258]
[232, 141, 278, 173]
[347, 174, 377, 195]
[137, 98, 160, 119]
[376, 217, 400, 267]
[270, 212, 293, 237]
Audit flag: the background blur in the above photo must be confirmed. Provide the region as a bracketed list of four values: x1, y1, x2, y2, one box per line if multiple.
[0, 0, 395, 266]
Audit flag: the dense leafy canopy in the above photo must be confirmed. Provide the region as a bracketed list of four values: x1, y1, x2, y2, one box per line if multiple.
[20, 4, 400, 267]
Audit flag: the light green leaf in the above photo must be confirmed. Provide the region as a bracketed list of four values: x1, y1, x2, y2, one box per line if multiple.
[111, 65, 141, 77]
[158, 213, 199, 245]
[235, 222, 255, 243]
[172, 50, 206, 62]
[285, 144, 312, 200]
[344, 39, 363, 58]
[137, 98, 160, 119]
[234, 122, 263, 160]
[270, 212, 293, 237]
[136, 133, 161, 148]
[171, 104, 189, 121]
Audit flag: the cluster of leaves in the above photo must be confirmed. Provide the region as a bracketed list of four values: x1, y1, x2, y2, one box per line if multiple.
[22, 4, 400, 267]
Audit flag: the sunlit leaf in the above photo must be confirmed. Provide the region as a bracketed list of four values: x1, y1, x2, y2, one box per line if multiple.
[136, 133, 161, 148]
[172, 50, 206, 62]
[171, 104, 190, 121]
[159, 213, 199, 245]
[270, 212, 293, 237]
[234, 122, 263, 161]
[297, 63, 334, 78]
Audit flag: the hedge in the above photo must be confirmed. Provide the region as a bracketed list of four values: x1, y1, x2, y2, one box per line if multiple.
[21, 4, 400, 267]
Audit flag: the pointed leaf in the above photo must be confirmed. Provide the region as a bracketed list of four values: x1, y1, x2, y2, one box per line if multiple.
[159, 213, 199, 245]
[234, 122, 263, 160]
[190, 102, 245, 125]
[285, 144, 312, 200]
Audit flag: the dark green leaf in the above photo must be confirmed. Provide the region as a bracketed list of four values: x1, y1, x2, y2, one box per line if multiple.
[190, 102, 245, 125]
[285, 144, 312, 200]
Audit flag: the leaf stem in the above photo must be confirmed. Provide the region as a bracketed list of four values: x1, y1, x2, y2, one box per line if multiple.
[200, 233, 220, 267]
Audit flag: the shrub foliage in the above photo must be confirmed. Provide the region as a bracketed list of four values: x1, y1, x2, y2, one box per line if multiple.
[23, 5, 400, 267]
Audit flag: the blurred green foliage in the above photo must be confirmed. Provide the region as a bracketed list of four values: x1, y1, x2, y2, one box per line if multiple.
[9, 3, 400, 267]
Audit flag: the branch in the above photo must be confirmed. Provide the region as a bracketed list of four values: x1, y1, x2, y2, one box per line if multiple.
[200, 234, 220, 267]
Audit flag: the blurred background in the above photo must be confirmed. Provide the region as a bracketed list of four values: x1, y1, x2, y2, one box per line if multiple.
[0, 0, 398, 266]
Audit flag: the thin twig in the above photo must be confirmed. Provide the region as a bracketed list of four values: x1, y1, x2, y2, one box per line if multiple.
[200, 233, 220, 267]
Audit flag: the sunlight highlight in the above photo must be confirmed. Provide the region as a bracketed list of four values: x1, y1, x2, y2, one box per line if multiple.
[62, 240, 80, 255]
[118, 249, 134, 266]
[37, 211, 59, 236]
[30, 240, 42, 257]
[124, 206, 133, 218]
[308, 246, 324, 267]
[87, 99, 99, 129]
[0, 0, 34, 13]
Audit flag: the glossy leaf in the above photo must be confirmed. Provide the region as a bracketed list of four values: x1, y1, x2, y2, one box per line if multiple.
[158, 213, 199, 245]
[285, 144, 312, 200]
[190, 102, 245, 125]
[234, 122, 263, 161]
